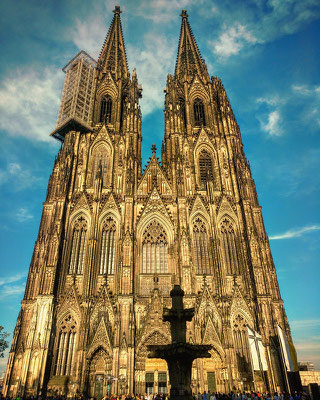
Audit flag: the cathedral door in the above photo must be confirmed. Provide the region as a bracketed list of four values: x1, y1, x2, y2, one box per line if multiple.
[145, 373, 154, 394]
[94, 374, 104, 400]
[207, 372, 216, 394]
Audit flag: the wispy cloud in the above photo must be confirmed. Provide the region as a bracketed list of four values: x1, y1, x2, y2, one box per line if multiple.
[0, 273, 26, 300]
[208, 0, 320, 59]
[15, 208, 33, 223]
[70, 15, 105, 59]
[269, 225, 320, 240]
[0, 68, 63, 142]
[211, 23, 258, 58]
[290, 319, 320, 329]
[291, 84, 320, 127]
[0, 272, 26, 287]
[127, 32, 175, 116]
[0, 162, 40, 190]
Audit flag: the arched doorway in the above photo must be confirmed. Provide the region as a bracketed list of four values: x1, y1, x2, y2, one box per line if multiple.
[87, 348, 112, 398]
[192, 348, 225, 394]
[145, 358, 169, 395]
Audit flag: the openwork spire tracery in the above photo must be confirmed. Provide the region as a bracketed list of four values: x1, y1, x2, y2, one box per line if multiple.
[142, 221, 168, 274]
[100, 217, 116, 275]
[220, 218, 239, 275]
[69, 217, 87, 274]
[193, 217, 210, 274]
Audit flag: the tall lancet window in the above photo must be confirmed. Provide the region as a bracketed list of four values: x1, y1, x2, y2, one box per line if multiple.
[100, 217, 116, 275]
[220, 218, 239, 275]
[55, 315, 77, 376]
[100, 95, 113, 123]
[192, 217, 210, 274]
[179, 97, 187, 128]
[199, 149, 214, 189]
[91, 145, 108, 187]
[232, 315, 251, 375]
[142, 221, 168, 274]
[194, 98, 206, 126]
[69, 217, 87, 274]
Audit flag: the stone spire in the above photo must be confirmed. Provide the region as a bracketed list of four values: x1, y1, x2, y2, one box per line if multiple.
[174, 9, 208, 80]
[98, 5, 129, 79]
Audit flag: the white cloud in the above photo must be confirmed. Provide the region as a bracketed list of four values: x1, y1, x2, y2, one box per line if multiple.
[15, 208, 33, 223]
[269, 224, 320, 240]
[211, 23, 258, 58]
[0, 273, 26, 300]
[208, 0, 320, 60]
[262, 110, 281, 136]
[0, 273, 26, 287]
[127, 32, 176, 116]
[0, 284, 26, 299]
[0, 162, 40, 190]
[0, 68, 63, 142]
[290, 319, 320, 329]
[70, 16, 105, 59]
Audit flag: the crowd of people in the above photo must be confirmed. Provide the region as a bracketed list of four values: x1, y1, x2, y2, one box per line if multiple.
[0, 391, 312, 400]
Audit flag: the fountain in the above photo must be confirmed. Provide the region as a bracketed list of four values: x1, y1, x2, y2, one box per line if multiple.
[148, 284, 212, 400]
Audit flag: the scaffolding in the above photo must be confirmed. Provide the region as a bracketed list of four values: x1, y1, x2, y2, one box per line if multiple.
[51, 51, 97, 141]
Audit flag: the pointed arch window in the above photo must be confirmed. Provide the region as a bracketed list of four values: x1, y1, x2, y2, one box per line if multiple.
[142, 221, 168, 274]
[91, 145, 108, 187]
[120, 94, 127, 129]
[192, 217, 210, 274]
[100, 95, 113, 124]
[100, 217, 116, 275]
[220, 218, 239, 275]
[193, 98, 206, 126]
[199, 149, 214, 189]
[69, 217, 87, 274]
[232, 315, 251, 376]
[179, 97, 187, 128]
[55, 315, 77, 376]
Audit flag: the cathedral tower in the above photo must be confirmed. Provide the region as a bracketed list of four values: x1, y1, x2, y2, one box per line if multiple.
[4, 7, 298, 398]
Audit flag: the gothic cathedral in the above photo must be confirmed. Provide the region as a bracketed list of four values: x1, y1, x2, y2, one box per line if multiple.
[4, 7, 296, 398]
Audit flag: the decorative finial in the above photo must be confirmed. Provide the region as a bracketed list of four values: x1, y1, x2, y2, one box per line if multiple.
[151, 143, 157, 155]
[180, 9, 188, 19]
[113, 5, 122, 14]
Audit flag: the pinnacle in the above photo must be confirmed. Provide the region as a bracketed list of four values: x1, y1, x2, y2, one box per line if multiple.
[113, 5, 122, 14]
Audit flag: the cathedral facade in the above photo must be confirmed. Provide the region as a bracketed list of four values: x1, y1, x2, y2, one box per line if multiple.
[4, 7, 296, 398]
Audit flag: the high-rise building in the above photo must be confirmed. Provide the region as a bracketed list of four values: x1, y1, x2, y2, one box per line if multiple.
[3, 7, 298, 398]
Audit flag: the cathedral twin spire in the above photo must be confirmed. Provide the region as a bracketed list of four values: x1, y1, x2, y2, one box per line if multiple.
[175, 9, 209, 80]
[98, 5, 129, 79]
[99, 6, 208, 81]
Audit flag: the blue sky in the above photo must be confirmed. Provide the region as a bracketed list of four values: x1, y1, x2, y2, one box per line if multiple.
[0, 0, 319, 375]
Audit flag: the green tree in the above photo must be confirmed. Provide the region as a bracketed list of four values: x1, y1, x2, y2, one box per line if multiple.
[0, 326, 9, 357]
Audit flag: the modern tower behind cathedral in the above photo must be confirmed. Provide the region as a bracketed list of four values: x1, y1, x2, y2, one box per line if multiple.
[4, 7, 297, 398]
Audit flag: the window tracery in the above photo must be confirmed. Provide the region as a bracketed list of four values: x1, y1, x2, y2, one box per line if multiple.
[99, 217, 116, 275]
[69, 217, 87, 274]
[100, 95, 112, 124]
[232, 314, 251, 375]
[193, 98, 206, 126]
[220, 218, 239, 275]
[91, 145, 108, 187]
[142, 221, 168, 274]
[55, 315, 77, 376]
[192, 217, 210, 274]
[199, 149, 214, 189]
[179, 97, 187, 128]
